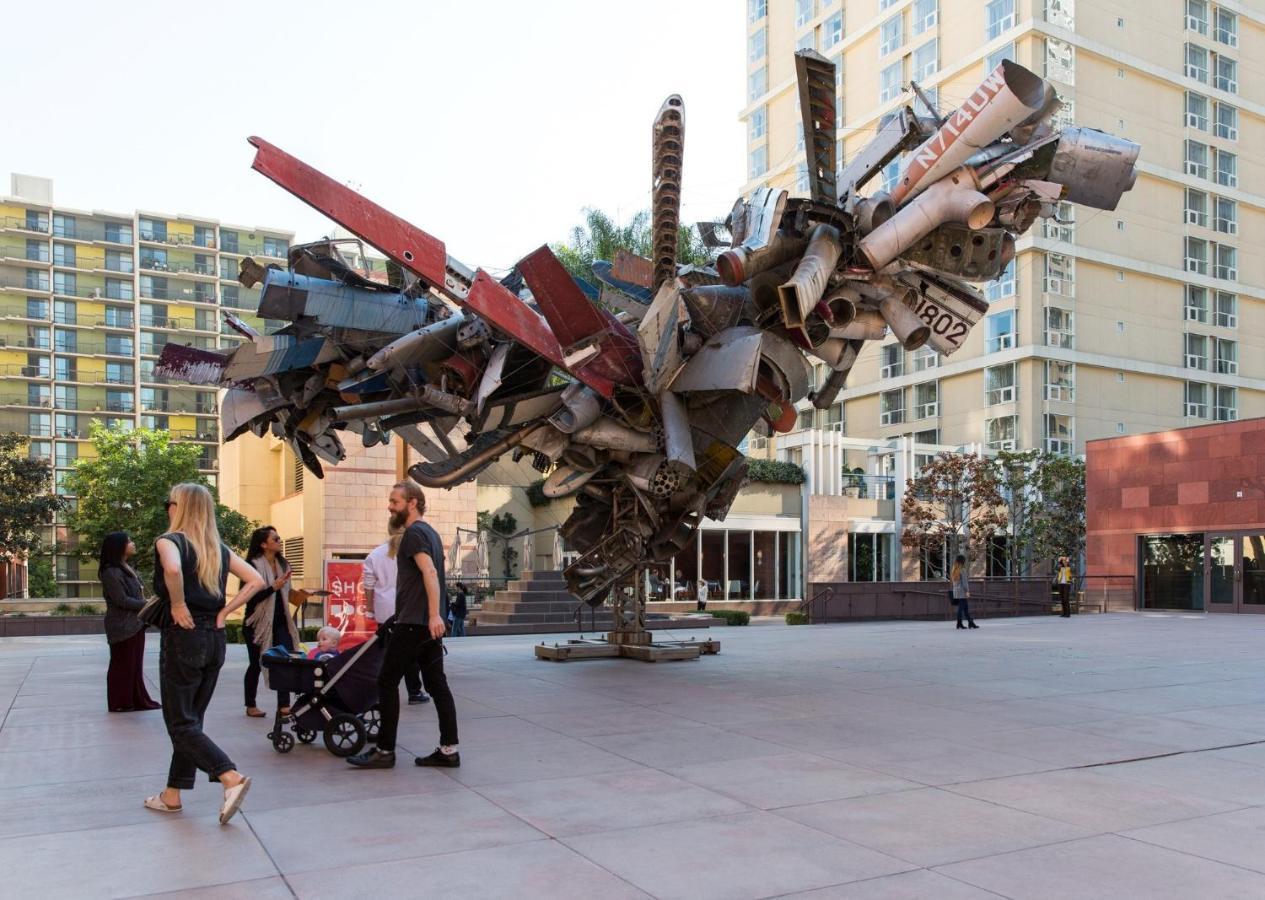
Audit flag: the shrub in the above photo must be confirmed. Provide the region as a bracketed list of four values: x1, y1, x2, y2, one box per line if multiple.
[224, 622, 243, 644]
[300, 625, 321, 642]
[785, 612, 809, 626]
[710, 609, 750, 626]
[74, 603, 102, 615]
[51, 603, 74, 616]
[746, 459, 806, 485]
[526, 479, 551, 507]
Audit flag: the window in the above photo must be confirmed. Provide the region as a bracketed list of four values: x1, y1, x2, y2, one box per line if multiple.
[1185, 188, 1208, 227]
[985, 42, 1014, 72]
[1185, 140, 1209, 178]
[29, 383, 52, 407]
[1045, 414, 1074, 456]
[986, 415, 1017, 451]
[53, 357, 75, 382]
[912, 345, 938, 372]
[985, 310, 1015, 353]
[51, 214, 75, 239]
[748, 66, 767, 102]
[1214, 385, 1237, 421]
[880, 14, 904, 55]
[1045, 361, 1075, 401]
[748, 146, 768, 179]
[104, 221, 132, 244]
[53, 300, 76, 325]
[26, 297, 47, 319]
[881, 157, 901, 192]
[26, 270, 50, 291]
[795, 163, 810, 195]
[985, 364, 1016, 405]
[1214, 8, 1237, 46]
[105, 334, 133, 356]
[104, 250, 132, 273]
[1214, 103, 1238, 140]
[796, 30, 816, 52]
[219, 229, 239, 254]
[52, 243, 75, 267]
[1185, 381, 1208, 417]
[1185, 236, 1208, 274]
[823, 12, 842, 48]
[1044, 253, 1074, 296]
[1213, 337, 1237, 374]
[1185, 43, 1209, 82]
[1046, 306, 1075, 348]
[24, 210, 49, 233]
[1187, 0, 1209, 34]
[55, 441, 78, 468]
[986, 0, 1015, 39]
[1186, 285, 1209, 323]
[1185, 91, 1209, 130]
[749, 26, 767, 64]
[879, 60, 903, 103]
[912, 40, 938, 81]
[913, 0, 937, 33]
[54, 384, 77, 410]
[1185, 332, 1209, 370]
[748, 0, 766, 23]
[1213, 291, 1237, 327]
[795, 0, 813, 28]
[914, 382, 939, 419]
[105, 362, 134, 384]
[52, 272, 77, 297]
[1214, 55, 1237, 93]
[880, 389, 906, 426]
[106, 389, 134, 413]
[748, 108, 768, 146]
[1214, 149, 1236, 188]
[1046, 37, 1074, 84]
[1214, 243, 1236, 280]
[880, 343, 904, 378]
[848, 533, 891, 582]
[139, 218, 167, 242]
[28, 440, 51, 462]
[985, 260, 1015, 302]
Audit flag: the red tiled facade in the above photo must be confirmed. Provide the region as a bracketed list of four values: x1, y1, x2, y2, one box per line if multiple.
[1085, 418, 1265, 578]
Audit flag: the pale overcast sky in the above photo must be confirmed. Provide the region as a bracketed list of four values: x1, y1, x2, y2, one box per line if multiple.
[3, 0, 745, 270]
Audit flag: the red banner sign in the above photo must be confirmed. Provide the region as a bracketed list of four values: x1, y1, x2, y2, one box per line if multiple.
[324, 560, 372, 650]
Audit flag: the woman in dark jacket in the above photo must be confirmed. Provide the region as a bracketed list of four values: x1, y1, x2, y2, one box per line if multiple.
[242, 526, 300, 717]
[101, 531, 162, 712]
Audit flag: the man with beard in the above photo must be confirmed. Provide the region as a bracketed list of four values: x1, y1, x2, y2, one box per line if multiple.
[348, 481, 459, 769]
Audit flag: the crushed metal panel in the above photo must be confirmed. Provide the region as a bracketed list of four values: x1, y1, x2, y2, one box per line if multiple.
[154, 344, 231, 385]
[258, 270, 432, 334]
[670, 327, 763, 393]
[610, 250, 655, 289]
[794, 50, 838, 205]
[221, 335, 340, 383]
[637, 281, 686, 394]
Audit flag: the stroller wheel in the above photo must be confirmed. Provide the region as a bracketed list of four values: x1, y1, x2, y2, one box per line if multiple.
[324, 713, 367, 758]
[296, 728, 317, 744]
[272, 731, 295, 754]
[362, 705, 382, 741]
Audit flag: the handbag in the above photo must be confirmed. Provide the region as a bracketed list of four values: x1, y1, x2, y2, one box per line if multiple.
[136, 593, 172, 629]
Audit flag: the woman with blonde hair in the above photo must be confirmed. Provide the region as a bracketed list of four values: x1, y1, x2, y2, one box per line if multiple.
[363, 525, 428, 703]
[950, 554, 978, 630]
[145, 482, 265, 825]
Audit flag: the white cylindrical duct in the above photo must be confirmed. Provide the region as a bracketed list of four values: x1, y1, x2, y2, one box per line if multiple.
[879, 294, 931, 350]
[716, 231, 807, 287]
[810, 337, 860, 371]
[572, 418, 659, 453]
[858, 168, 994, 271]
[890, 60, 1050, 206]
[549, 384, 603, 434]
[828, 318, 887, 341]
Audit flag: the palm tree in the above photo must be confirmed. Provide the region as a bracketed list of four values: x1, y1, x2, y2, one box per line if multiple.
[552, 208, 708, 283]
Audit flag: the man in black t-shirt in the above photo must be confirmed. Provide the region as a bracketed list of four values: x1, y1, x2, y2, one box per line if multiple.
[348, 482, 459, 769]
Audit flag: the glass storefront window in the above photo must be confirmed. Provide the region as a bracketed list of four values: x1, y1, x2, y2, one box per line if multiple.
[701, 531, 726, 602]
[848, 533, 892, 581]
[754, 532, 777, 601]
[779, 532, 801, 600]
[727, 531, 752, 600]
[1141, 533, 1204, 610]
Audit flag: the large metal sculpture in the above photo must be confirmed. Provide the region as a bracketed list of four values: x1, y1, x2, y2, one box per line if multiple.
[158, 54, 1138, 660]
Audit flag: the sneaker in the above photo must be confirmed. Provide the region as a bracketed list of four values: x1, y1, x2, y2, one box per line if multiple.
[415, 748, 460, 768]
[347, 748, 396, 769]
[408, 693, 431, 705]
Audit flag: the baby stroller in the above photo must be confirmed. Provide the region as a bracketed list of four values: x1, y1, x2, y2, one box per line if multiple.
[260, 633, 385, 757]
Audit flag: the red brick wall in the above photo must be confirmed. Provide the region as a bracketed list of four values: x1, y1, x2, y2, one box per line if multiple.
[1085, 418, 1265, 578]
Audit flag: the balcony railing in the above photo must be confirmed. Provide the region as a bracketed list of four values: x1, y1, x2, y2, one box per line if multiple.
[840, 473, 896, 500]
[139, 260, 218, 277]
[0, 336, 51, 350]
[220, 288, 261, 311]
[139, 230, 216, 249]
[0, 242, 49, 262]
[140, 285, 217, 303]
[219, 240, 287, 258]
[0, 216, 50, 234]
[138, 315, 192, 330]
[49, 222, 134, 244]
[0, 274, 51, 292]
[52, 340, 135, 357]
[169, 429, 221, 442]
[0, 364, 51, 378]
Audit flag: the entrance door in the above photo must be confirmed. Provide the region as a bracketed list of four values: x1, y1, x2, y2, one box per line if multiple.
[1205, 532, 1265, 614]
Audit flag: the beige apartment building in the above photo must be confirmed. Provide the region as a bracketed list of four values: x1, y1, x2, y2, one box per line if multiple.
[743, 0, 1264, 457]
[0, 174, 293, 596]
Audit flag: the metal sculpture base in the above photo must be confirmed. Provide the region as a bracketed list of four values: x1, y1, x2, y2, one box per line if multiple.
[535, 565, 720, 663]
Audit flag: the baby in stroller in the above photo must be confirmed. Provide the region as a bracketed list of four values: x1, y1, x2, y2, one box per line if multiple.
[307, 626, 341, 661]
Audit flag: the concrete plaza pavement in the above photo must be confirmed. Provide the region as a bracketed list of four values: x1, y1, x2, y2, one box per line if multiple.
[2, 613, 1265, 898]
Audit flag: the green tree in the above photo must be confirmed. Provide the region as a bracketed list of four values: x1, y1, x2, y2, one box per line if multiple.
[1029, 454, 1086, 568]
[0, 432, 67, 570]
[992, 448, 1043, 576]
[476, 511, 520, 578]
[63, 423, 255, 579]
[552, 208, 709, 284]
[26, 554, 58, 599]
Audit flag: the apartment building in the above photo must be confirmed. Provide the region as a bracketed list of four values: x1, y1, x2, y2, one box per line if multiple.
[742, 0, 1264, 458]
[0, 174, 293, 596]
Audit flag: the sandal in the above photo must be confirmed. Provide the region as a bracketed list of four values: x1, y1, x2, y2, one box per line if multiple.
[144, 795, 182, 813]
[219, 776, 252, 825]
[246, 707, 265, 718]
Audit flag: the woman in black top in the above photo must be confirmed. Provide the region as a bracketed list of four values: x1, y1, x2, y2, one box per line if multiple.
[242, 526, 300, 717]
[144, 482, 264, 826]
[100, 532, 161, 712]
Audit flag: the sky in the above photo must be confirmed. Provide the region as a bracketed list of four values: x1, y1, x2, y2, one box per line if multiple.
[3, 0, 746, 271]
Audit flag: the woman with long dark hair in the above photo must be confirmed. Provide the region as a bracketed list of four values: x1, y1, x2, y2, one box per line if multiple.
[950, 554, 978, 630]
[242, 526, 300, 717]
[100, 531, 161, 712]
[146, 482, 263, 824]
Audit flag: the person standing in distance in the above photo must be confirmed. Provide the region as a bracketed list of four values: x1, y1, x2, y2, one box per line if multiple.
[1055, 555, 1074, 618]
[348, 481, 459, 769]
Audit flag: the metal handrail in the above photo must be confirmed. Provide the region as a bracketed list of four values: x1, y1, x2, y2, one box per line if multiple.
[799, 585, 834, 623]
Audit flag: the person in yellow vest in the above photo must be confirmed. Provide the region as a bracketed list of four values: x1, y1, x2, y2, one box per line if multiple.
[1055, 556, 1074, 618]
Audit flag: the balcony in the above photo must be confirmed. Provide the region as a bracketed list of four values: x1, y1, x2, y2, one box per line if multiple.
[0, 215, 50, 234]
[0, 299, 49, 321]
[139, 259, 219, 278]
[92, 315, 136, 330]
[0, 335, 51, 351]
[52, 338, 135, 358]
[220, 287, 261, 312]
[0, 273, 51, 294]
[0, 240, 49, 264]
[139, 230, 216, 250]
[170, 428, 221, 442]
[0, 364, 51, 379]
[219, 239, 287, 258]
[138, 314, 193, 331]
[51, 221, 135, 245]
[140, 284, 217, 304]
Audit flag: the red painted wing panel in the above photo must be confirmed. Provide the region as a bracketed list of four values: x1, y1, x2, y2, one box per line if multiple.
[247, 137, 450, 292]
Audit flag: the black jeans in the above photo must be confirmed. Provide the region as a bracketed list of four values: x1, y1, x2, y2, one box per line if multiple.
[160, 625, 235, 790]
[243, 602, 294, 709]
[955, 595, 974, 626]
[1057, 583, 1071, 616]
[376, 624, 458, 752]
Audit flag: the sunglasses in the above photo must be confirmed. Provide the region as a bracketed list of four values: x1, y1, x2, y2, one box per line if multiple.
[164, 499, 176, 510]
